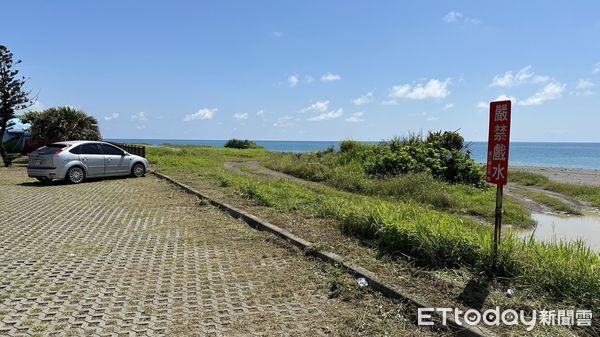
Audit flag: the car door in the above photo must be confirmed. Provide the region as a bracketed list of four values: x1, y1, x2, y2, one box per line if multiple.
[100, 144, 130, 176]
[78, 143, 105, 177]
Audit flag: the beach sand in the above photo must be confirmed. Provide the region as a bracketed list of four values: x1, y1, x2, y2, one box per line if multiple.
[513, 166, 600, 186]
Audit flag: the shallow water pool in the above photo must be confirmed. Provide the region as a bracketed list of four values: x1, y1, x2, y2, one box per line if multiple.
[516, 212, 600, 251]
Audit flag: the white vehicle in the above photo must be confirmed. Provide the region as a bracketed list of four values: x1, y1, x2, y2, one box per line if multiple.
[27, 141, 149, 184]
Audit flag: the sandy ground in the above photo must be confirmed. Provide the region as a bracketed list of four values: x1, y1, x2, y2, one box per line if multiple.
[513, 166, 600, 186]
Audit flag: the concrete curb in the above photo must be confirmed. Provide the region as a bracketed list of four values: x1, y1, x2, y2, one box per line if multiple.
[152, 171, 490, 337]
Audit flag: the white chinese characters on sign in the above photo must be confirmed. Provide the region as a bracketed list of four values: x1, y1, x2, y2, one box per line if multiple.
[491, 163, 505, 180]
[494, 104, 508, 122]
[487, 101, 510, 185]
[492, 144, 507, 161]
[493, 125, 507, 141]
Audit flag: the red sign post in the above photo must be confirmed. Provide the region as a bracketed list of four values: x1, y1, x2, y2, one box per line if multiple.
[486, 100, 512, 261]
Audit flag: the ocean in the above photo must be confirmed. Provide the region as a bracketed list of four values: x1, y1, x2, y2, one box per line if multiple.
[107, 139, 600, 170]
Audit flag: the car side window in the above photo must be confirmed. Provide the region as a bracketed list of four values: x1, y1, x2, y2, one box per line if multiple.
[79, 144, 102, 155]
[100, 144, 124, 155]
[70, 145, 82, 154]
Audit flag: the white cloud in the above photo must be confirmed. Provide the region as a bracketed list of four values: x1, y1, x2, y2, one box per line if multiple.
[233, 112, 248, 120]
[321, 72, 341, 82]
[515, 66, 534, 82]
[464, 18, 481, 25]
[443, 11, 479, 24]
[388, 78, 450, 100]
[299, 100, 329, 113]
[305, 75, 314, 84]
[519, 82, 565, 106]
[308, 108, 343, 122]
[256, 109, 264, 117]
[490, 72, 514, 88]
[442, 103, 454, 110]
[131, 111, 147, 122]
[593, 62, 600, 74]
[131, 111, 148, 129]
[273, 115, 295, 127]
[381, 99, 399, 105]
[532, 75, 550, 84]
[104, 113, 119, 121]
[288, 74, 299, 87]
[477, 95, 518, 109]
[443, 11, 463, 23]
[495, 94, 518, 103]
[574, 79, 595, 96]
[183, 108, 216, 121]
[345, 111, 364, 123]
[490, 66, 550, 87]
[271, 31, 283, 38]
[427, 116, 440, 121]
[576, 79, 594, 90]
[352, 91, 374, 105]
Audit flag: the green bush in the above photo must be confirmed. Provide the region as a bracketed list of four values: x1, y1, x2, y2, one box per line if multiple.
[339, 140, 363, 153]
[224, 139, 262, 150]
[357, 135, 484, 187]
[426, 130, 464, 151]
[21, 106, 102, 144]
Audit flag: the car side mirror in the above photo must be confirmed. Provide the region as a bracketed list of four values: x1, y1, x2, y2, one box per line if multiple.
[121, 151, 127, 156]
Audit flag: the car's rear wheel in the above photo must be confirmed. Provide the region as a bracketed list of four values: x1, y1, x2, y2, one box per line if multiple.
[131, 163, 145, 178]
[66, 166, 85, 184]
[36, 177, 52, 184]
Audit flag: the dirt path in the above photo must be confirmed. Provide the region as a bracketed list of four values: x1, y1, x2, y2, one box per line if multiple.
[504, 186, 553, 214]
[510, 184, 592, 208]
[224, 161, 321, 187]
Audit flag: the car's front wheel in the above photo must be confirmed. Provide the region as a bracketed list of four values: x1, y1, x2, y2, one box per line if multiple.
[131, 163, 145, 178]
[66, 166, 85, 184]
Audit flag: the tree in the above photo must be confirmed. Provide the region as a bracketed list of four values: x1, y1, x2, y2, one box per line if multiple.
[224, 138, 262, 149]
[0, 45, 31, 166]
[21, 106, 102, 144]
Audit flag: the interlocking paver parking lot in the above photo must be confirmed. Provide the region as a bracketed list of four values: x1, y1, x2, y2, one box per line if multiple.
[0, 165, 433, 336]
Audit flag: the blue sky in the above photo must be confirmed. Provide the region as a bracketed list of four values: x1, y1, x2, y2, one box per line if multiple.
[3, 1, 600, 141]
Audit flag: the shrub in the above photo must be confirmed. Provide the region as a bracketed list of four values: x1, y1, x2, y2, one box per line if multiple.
[21, 106, 101, 144]
[358, 133, 484, 186]
[339, 140, 363, 153]
[426, 130, 464, 151]
[224, 139, 262, 149]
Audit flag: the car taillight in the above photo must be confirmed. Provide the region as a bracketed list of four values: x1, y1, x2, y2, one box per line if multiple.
[54, 147, 69, 155]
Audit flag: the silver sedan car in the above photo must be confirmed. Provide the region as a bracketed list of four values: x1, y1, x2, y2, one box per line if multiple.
[27, 141, 149, 184]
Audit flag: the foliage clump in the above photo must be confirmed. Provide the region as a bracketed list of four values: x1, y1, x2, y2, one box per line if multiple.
[341, 131, 484, 187]
[22, 106, 101, 144]
[224, 138, 263, 149]
[0, 45, 32, 166]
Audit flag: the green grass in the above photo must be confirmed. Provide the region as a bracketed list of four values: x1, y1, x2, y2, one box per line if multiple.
[147, 145, 600, 308]
[511, 170, 600, 207]
[262, 152, 535, 227]
[513, 187, 582, 215]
